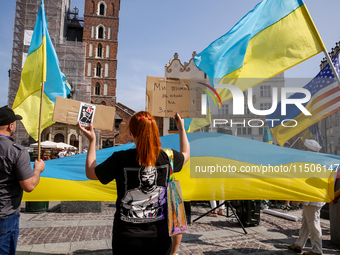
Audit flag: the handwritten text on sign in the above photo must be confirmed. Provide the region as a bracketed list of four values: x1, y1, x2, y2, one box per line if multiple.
[146, 76, 204, 118]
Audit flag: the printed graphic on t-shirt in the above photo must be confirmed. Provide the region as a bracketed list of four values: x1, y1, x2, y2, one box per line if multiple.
[120, 165, 168, 223]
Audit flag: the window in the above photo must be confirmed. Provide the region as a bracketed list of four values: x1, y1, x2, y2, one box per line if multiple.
[105, 63, 109, 77]
[89, 43, 93, 57]
[107, 27, 111, 40]
[96, 63, 101, 77]
[104, 83, 108, 95]
[259, 127, 263, 135]
[218, 104, 228, 115]
[242, 127, 247, 135]
[260, 85, 271, 97]
[101, 101, 106, 105]
[237, 124, 242, 136]
[91, 1, 95, 13]
[99, 3, 105, 15]
[95, 83, 100, 95]
[244, 103, 250, 114]
[111, 3, 114, 16]
[54, 133, 64, 143]
[87, 62, 92, 76]
[248, 127, 252, 135]
[260, 103, 271, 110]
[106, 44, 110, 58]
[91, 26, 95, 38]
[98, 27, 104, 39]
[97, 43, 102, 57]
[329, 115, 333, 127]
[169, 118, 178, 131]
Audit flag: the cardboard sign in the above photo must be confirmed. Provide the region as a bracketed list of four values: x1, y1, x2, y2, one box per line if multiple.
[146, 76, 205, 118]
[53, 97, 115, 131]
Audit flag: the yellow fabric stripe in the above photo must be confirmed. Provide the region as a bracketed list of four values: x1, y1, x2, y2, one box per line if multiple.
[23, 157, 335, 203]
[42, 36, 47, 82]
[23, 178, 117, 202]
[13, 90, 55, 140]
[186, 106, 211, 133]
[217, 5, 325, 102]
[13, 43, 45, 109]
[271, 105, 340, 146]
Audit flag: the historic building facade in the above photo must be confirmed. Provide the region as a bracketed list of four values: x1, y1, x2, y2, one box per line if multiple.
[9, 0, 134, 150]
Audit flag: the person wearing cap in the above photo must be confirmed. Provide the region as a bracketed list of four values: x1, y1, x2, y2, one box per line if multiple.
[0, 106, 45, 254]
[289, 139, 325, 255]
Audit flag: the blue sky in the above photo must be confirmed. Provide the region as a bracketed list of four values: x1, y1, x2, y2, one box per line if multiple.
[1, 0, 340, 112]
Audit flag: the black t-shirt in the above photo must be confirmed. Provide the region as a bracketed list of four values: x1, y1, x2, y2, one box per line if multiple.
[95, 149, 184, 238]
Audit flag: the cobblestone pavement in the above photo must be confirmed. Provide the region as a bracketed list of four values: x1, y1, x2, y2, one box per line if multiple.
[16, 202, 340, 255]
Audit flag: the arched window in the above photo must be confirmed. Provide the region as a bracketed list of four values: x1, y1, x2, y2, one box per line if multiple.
[91, 1, 95, 14]
[99, 3, 105, 15]
[97, 43, 102, 57]
[91, 26, 95, 38]
[107, 27, 111, 40]
[96, 63, 101, 77]
[98, 27, 103, 39]
[54, 133, 64, 143]
[111, 3, 114, 16]
[101, 101, 106, 105]
[95, 83, 100, 95]
[106, 44, 110, 58]
[89, 43, 93, 57]
[87, 62, 92, 76]
[104, 83, 108, 95]
[105, 63, 109, 77]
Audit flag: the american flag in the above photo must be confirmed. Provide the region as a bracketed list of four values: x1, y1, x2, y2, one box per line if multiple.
[303, 53, 340, 118]
[268, 53, 340, 146]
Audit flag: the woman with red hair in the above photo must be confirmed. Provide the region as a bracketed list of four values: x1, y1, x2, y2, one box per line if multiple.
[79, 112, 189, 255]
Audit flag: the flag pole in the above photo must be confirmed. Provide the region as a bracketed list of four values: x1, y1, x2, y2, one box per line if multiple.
[323, 51, 340, 87]
[37, 82, 45, 160]
[290, 136, 301, 148]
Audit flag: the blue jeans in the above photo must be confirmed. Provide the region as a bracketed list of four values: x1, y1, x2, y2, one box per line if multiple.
[0, 212, 20, 255]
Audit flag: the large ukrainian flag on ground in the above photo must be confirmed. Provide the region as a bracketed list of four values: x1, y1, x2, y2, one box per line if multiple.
[23, 133, 337, 202]
[193, 0, 325, 102]
[12, 0, 70, 141]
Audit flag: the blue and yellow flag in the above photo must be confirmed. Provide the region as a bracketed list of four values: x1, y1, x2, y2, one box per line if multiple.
[193, 0, 325, 102]
[23, 133, 337, 202]
[262, 129, 273, 144]
[12, 0, 70, 141]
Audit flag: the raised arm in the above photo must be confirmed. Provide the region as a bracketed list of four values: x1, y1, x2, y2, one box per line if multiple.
[78, 122, 98, 180]
[174, 113, 190, 164]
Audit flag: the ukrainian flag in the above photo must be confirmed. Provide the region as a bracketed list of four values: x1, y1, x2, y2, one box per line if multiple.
[194, 0, 325, 102]
[23, 133, 337, 202]
[12, 0, 70, 141]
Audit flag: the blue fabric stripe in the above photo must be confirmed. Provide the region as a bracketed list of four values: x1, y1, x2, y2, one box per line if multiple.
[27, 0, 70, 103]
[193, 0, 304, 81]
[44, 33, 70, 103]
[28, 0, 47, 55]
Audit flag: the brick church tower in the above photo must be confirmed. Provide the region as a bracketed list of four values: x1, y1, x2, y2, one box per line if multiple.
[83, 0, 121, 147]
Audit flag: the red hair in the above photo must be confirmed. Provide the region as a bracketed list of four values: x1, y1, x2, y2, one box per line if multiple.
[128, 111, 161, 166]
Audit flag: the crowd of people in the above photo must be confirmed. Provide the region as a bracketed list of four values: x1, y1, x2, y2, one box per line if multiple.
[1, 105, 340, 255]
